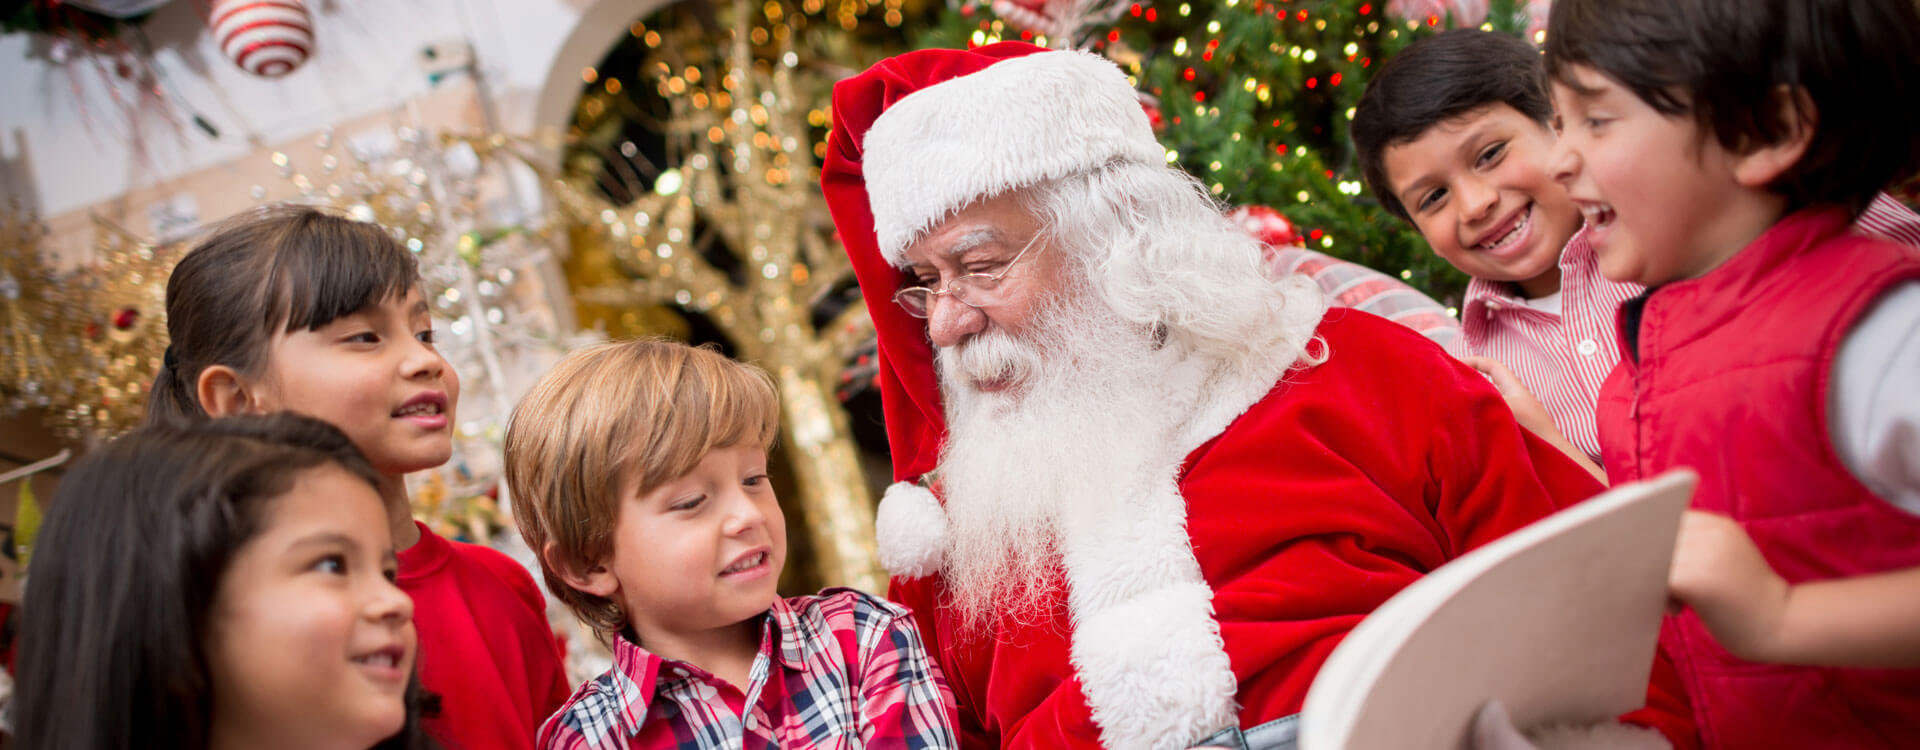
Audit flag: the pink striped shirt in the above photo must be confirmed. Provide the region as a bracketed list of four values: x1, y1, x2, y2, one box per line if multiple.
[1454, 192, 1920, 465]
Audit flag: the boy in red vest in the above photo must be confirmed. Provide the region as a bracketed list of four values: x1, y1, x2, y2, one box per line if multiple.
[1542, 0, 1920, 746]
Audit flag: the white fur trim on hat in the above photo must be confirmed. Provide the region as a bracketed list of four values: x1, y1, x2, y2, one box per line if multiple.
[862, 49, 1164, 265]
[875, 481, 947, 578]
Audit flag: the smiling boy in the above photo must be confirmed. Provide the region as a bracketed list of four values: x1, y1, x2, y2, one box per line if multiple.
[504, 339, 956, 750]
[1354, 29, 1920, 480]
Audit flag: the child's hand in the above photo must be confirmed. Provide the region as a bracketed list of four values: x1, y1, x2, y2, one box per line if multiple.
[1464, 356, 1554, 435]
[1464, 355, 1607, 484]
[1668, 511, 1790, 661]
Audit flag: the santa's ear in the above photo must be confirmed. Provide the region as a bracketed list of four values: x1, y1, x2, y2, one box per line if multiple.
[198, 365, 263, 417]
[1731, 85, 1816, 189]
[545, 542, 621, 599]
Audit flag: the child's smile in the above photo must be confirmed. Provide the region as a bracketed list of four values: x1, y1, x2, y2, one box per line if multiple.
[1382, 103, 1582, 299]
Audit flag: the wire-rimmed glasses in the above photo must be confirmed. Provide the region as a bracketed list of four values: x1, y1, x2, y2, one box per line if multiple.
[891, 235, 1044, 319]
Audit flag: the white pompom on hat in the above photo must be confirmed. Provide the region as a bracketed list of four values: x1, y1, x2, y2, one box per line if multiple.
[873, 480, 947, 578]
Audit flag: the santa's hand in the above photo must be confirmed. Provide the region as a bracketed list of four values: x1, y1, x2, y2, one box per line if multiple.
[1473, 700, 1539, 750]
[1668, 510, 1790, 661]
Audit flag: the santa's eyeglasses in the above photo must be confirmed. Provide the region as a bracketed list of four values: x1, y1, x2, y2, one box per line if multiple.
[892, 235, 1045, 319]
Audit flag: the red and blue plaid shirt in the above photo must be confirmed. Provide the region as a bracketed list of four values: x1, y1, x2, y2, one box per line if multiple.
[538, 588, 956, 750]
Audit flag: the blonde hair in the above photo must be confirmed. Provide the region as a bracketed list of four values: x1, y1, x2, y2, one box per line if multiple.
[503, 339, 780, 637]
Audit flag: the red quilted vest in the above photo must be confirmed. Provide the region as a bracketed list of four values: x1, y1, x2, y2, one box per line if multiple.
[1597, 206, 1920, 749]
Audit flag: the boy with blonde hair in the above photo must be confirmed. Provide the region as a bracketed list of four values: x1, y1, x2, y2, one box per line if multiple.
[504, 339, 955, 749]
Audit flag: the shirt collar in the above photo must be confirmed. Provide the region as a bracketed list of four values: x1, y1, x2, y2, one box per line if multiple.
[607, 634, 665, 740]
[767, 595, 811, 671]
[599, 599, 807, 738]
[1459, 224, 1594, 326]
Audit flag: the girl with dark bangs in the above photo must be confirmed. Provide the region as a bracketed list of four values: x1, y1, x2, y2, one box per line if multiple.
[140, 206, 571, 749]
[15, 414, 436, 750]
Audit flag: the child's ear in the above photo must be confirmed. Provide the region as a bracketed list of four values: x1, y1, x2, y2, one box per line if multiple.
[1731, 86, 1817, 189]
[545, 542, 621, 599]
[197, 365, 261, 418]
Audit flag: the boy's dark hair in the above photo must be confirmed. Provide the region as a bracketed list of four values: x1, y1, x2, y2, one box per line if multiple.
[1353, 29, 1554, 222]
[1544, 0, 1920, 214]
[14, 414, 436, 750]
[148, 205, 422, 426]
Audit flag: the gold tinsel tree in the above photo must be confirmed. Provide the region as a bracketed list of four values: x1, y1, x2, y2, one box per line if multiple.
[555, 0, 914, 592]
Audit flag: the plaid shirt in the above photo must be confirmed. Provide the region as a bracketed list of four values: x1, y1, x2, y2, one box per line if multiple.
[539, 589, 956, 750]
[1453, 192, 1920, 465]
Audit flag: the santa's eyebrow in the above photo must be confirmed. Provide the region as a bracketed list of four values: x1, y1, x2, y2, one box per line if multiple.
[938, 229, 1005, 259]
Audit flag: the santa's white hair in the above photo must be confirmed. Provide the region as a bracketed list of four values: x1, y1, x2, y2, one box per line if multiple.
[1014, 160, 1327, 377]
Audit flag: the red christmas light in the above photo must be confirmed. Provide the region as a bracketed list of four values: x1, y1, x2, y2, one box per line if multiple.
[1329, 72, 1343, 86]
[1305, 77, 1318, 88]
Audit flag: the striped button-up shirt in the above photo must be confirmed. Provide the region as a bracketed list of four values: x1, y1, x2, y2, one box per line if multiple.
[1453, 192, 1920, 466]
[540, 589, 956, 750]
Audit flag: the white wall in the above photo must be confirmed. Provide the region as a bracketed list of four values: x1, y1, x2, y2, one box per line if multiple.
[0, 0, 658, 218]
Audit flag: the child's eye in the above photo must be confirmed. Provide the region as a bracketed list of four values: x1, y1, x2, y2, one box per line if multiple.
[669, 495, 706, 512]
[416, 329, 437, 346]
[312, 554, 348, 575]
[743, 473, 770, 488]
[1476, 142, 1506, 167]
[1417, 188, 1447, 213]
[1584, 116, 1610, 132]
[383, 565, 399, 583]
[345, 332, 380, 345]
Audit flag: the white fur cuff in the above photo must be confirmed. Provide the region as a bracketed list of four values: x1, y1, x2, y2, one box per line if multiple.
[874, 481, 947, 578]
[1069, 582, 1240, 750]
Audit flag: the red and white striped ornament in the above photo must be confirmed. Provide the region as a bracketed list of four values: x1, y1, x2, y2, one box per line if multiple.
[207, 0, 314, 78]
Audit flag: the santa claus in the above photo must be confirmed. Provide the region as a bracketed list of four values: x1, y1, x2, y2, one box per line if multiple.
[821, 42, 1694, 750]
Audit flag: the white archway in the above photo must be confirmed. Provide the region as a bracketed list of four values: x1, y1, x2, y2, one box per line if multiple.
[508, 0, 679, 168]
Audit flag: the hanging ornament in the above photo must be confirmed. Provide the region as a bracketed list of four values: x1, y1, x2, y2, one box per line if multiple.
[64, 0, 175, 19]
[1385, 0, 1487, 28]
[111, 306, 139, 330]
[989, 0, 1133, 46]
[207, 0, 314, 78]
[1228, 205, 1302, 248]
[1139, 93, 1166, 133]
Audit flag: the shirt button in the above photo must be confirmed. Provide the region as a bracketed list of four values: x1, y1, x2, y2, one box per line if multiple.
[673, 668, 690, 678]
[744, 714, 758, 731]
[1577, 339, 1598, 356]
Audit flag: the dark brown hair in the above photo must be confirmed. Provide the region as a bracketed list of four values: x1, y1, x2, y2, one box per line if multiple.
[1543, 0, 1920, 213]
[1353, 29, 1555, 222]
[148, 206, 421, 425]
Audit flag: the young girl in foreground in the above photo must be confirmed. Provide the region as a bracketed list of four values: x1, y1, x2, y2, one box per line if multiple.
[14, 414, 433, 750]
[146, 206, 570, 748]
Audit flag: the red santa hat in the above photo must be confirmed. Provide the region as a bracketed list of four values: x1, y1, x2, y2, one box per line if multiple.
[822, 45, 1160, 455]
[822, 43, 1163, 575]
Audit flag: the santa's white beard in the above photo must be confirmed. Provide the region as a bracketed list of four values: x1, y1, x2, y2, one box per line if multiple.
[934, 290, 1188, 633]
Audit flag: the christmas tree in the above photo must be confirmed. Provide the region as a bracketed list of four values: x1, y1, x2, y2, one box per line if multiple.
[917, 0, 1547, 307]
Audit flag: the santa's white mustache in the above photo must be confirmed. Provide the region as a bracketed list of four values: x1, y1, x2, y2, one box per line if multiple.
[940, 328, 1047, 389]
